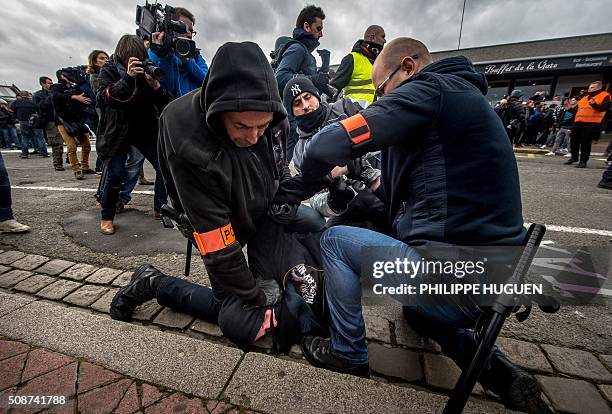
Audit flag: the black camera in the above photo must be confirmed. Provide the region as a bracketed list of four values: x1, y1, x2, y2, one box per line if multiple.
[136, 59, 165, 81]
[135, 1, 197, 59]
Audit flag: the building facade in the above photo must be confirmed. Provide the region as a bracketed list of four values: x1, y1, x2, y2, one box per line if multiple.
[430, 33, 611, 105]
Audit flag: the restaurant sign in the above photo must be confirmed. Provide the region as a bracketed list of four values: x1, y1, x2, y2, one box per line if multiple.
[475, 54, 611, 76]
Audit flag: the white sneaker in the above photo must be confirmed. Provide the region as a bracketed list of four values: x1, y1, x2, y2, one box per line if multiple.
[560, 149, 569, 153]
[0, 219, 31, 233]
[563, 153, 572, 158]
[544, 151, 555, 156]
[539, 145, 547, 149]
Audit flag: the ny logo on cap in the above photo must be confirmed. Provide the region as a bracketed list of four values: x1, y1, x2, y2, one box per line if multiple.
[291, 84, 301, 96]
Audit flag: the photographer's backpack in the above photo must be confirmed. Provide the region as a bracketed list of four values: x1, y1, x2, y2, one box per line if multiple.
[270, 36, 309, 73]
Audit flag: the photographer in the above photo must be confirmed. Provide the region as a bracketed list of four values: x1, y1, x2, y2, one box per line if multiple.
[96, 34, 172, 235]
[51, 69, 93, 179]
[147, 7, 208, 97]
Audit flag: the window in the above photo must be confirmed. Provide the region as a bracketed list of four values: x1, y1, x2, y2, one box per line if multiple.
[486, 80, 510, 106]
[514, 78, 553, 101]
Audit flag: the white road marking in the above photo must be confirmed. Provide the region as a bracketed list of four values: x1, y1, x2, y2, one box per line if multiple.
[9, 186, 612, 236]
[11, 185, 153, 195]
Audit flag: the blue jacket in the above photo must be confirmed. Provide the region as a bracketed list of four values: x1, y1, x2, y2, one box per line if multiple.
[301, 56, 526, 246]
[275, 28, 319, 95]
[148, 49, 208, 97]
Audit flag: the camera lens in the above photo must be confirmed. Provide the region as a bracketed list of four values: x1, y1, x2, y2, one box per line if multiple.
[175, 38, 191, 57]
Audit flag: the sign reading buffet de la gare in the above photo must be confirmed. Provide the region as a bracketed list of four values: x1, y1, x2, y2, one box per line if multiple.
[475, 53, 612, 75]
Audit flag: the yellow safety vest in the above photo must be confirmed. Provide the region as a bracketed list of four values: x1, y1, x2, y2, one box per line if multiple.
[574, 91, 611, 124]
[343, 52, 375, 106]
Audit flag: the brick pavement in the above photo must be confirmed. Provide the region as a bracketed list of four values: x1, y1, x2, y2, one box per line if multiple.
[0, 338, 253, 414]
[0, 250, 611, 413]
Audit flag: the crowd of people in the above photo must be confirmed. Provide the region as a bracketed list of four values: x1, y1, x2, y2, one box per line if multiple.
[494, 86, 611, 177]
[1, 5, 611, 413]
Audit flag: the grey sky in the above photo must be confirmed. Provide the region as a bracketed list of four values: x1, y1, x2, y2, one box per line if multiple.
[1, 0, 611, 92]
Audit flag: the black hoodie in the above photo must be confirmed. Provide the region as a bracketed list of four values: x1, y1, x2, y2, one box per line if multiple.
[158, 42, 323, 306]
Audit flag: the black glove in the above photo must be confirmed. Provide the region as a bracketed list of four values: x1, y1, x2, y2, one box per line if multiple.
[268, 203, 299, 225]
[150, 41, 170, 58]
[257, 278, 282, 307]
[346, 159, 363, 180]
[310, 72, 330, 93]
[327, 176, 356, 214]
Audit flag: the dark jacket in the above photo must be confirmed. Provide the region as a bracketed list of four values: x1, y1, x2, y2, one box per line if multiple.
[558, 107, 577, 128]
[96, 59, 172, 164]
[50, 80, 87, 123]
[275, 28, 319, 95]
[300, 56, 526, 246]
[331, 40, 377, 91]
[0, 107, 15, 128]
[9, 98, 38, 122]
[33, 88, 55, 124]
[158, 42, 323, 306]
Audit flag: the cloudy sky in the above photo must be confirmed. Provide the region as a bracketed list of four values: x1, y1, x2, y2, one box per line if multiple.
[1, 0, 611, 92]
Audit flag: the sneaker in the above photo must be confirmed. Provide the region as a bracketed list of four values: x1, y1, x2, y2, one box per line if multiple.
[74, 171, 84, 180]
[560, 148, 569, 153]
[563, 153, 572, 158]
[544, 151, 555, 156]
[110, 264, 166, 322]
[301, 336, 370, 378]
[575, 162, 587, 168]
[539, 145, 547, 149]
[19, 155, 28, 159]
[0, 219, 31, 234]
[39, 153, 50, 158]
[82, 168, 96, 174]
[54, 165, 65, 171]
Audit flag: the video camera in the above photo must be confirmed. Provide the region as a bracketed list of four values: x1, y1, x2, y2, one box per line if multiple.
[136, 1, 197, 59]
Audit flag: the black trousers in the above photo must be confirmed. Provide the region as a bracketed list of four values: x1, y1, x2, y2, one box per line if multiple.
[570, 125, 599, 163]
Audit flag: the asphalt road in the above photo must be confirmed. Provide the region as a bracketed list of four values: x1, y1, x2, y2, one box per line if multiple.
[1, 146, 611, 353]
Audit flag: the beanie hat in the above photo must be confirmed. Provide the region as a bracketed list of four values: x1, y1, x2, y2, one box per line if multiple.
[283, 77, 320, 116]
[510, 89, 523, 98]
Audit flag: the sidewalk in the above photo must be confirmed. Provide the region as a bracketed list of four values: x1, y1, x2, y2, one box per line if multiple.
[1, 250, 611, 413]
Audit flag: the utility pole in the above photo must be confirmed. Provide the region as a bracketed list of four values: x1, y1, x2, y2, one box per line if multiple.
[458, 0, 467, 50]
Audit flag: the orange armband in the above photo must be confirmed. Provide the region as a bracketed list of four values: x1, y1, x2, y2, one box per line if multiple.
[193, 223, 236, 256]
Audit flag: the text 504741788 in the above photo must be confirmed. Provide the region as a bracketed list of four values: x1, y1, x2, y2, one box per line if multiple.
[8, 395, 66, 406]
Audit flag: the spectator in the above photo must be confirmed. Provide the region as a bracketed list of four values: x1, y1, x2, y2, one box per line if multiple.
[96, 34, 172, 235]
[51, 70, 93, 179]
[275, 5, 329, 161]
[0, 99, 20, 149]
[331, 25, 386, 107]
[148, 7, 208, 97]
[0, 151, 30, 233]
[10, 91, 49, 159]
[497, 89, 526, 146]
[34, 76, 64, 170]
[546, 98, 577, 156]
[525, 103, 545, 145]
[87, 49, 110, 174]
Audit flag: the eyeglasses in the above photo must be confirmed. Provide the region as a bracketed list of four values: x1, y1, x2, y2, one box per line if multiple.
[374, 55, 419, 100]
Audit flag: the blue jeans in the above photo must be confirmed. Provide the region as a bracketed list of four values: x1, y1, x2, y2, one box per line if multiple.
[2, 127, 19, 148]
[18, 122, 48, 156]
[119, 146, 145, 204]
[100, 141, 166, 220]
[321, 226, 503, 366]
[0, 152, 14, 221]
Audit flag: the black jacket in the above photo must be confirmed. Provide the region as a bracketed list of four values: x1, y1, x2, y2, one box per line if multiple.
[0, 107, 15, 128]
[33, 88, 55, 124]
[96, 60, 172, 164]
[158, 42, 323, 306]
[50, 80, 88, 124]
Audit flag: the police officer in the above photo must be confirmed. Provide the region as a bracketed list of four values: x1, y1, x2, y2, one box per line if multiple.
[110, 42, 325, 349]
[296, 37, 551, 413]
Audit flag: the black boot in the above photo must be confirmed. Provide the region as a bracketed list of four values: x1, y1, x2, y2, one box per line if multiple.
[575, 162, 587, 168]
[564, 158, 577, 165]
[110, 264, 166, 322]
[480, 354, 552, 413]
[301, 336, 370, 378]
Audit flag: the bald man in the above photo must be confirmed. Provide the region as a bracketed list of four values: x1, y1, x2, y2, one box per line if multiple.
[297, 38, 551, 413]
[330, 25, 386, 107]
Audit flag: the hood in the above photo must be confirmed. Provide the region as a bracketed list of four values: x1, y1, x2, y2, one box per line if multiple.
[201, 42, 287, 137]
[292, 27, 319, 53]
[420, 56, 488, 95]
[352, 39, 380, 61]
